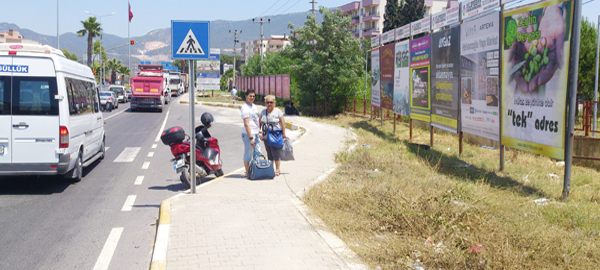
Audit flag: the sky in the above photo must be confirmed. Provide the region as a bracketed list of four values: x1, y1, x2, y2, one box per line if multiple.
[0, 0, 352, 38]
[0, 0, 598, 39]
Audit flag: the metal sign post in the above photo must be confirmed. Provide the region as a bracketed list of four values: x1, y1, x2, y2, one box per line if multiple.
[172, 20, 210, 194]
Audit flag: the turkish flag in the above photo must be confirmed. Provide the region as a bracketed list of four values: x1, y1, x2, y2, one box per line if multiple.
[129, 3, 133, 22]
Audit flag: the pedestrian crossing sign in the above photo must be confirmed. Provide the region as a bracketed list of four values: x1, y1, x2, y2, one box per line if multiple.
[171, 21, 210, 60]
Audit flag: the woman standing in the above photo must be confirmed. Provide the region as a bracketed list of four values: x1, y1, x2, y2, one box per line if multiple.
[259, 95, 286, 176]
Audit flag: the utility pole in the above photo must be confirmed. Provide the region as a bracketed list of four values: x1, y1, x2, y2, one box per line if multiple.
[253, 18, 270, 73]
[310, 0, 317, 15]
[593, 14, 599, 136]
[229, 30, 242, 89]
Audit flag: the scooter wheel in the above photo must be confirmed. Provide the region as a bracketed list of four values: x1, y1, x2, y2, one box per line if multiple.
[180, 172, 191, 189]
[215, 169, 224, 177]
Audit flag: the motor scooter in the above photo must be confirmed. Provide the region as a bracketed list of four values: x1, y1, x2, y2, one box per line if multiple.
[160, 113, 223, 189]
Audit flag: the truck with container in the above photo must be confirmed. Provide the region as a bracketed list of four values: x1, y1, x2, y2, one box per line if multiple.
[168, 72, 182, 97]
[130, 64, 165, 112]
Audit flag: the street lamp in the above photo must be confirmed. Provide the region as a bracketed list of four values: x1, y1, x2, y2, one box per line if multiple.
[85, 11, 115, 86]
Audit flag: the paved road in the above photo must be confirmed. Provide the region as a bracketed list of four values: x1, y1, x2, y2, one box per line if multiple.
[0, 94, 245, 270]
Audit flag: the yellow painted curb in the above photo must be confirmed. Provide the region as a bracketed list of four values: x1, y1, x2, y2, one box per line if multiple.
[158, 199, 172, 225]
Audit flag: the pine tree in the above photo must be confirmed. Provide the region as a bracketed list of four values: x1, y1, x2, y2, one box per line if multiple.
[398, 0, 426, 27]
[383, 0, 400, 32]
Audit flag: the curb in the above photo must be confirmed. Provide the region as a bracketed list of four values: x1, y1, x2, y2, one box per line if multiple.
[150, 193, 185, 270]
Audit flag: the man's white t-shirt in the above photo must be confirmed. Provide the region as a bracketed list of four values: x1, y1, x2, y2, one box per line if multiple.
[241, 102, 260, 135]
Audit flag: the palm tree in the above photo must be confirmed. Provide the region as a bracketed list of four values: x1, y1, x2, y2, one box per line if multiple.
[118, 65, 131, 85]
[77, 17, 102, 67]
[106, 58, 122, 85]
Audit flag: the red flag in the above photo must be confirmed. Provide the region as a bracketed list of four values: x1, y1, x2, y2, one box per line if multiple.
[129, 3, 133, 22]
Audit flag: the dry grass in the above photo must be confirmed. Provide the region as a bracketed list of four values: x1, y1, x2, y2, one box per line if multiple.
[304, 114, 600, 269]
[196, 90, 237, 103]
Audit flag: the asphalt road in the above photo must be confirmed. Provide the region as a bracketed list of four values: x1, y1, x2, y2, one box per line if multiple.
[0, 94, 246, 270]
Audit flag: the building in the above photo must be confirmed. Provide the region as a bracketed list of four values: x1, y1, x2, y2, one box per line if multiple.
[338, 0, 456, 40]
[241, 35, 290, 64]
[0, 29, 41, 44]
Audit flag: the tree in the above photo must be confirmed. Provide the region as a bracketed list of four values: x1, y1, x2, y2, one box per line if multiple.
[287, 6, 364, 116]
[398, 0, 426, 27]
[220, 68, 234, 90]
[61, 49, 78, 61]
[106, 58, 122, 84]
[241, 51, 295, 77]
[118, 65, 131, 85]
[77, 16, 102, 67]
[92, 40, 106, 65]
[383, 0, 401, 32]
[578, 17, 598, 101]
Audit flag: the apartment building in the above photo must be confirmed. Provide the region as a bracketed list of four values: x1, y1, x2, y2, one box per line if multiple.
[0, 29, 41, 44]
[241, 35, 290, 63]
[338, 0, 454, 40]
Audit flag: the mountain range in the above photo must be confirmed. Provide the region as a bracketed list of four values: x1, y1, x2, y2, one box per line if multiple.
[1, 11, 322, 65]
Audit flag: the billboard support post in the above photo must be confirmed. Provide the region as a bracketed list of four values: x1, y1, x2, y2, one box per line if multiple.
[563, 0, 583, 200]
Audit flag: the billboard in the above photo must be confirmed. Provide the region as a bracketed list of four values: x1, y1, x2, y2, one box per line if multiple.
[460, 12, 501, 141]
[409, 35, 431, 122]
[501, 0, 573, 160]
[196, 48, 220, 90]
[431, 26, 461, 133]
[371, 48, 381, 108]
[394, 40, 410, 117]
[380, 43, 395, 110]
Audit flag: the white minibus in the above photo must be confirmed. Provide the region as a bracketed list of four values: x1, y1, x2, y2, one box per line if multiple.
[0, 43, 105, 181]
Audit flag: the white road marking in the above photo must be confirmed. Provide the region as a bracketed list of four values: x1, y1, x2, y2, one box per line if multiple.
[142, 162, 150, 170]
[113, 147, 141, 163]
[121, 195, 136, 211]
[151, 144, 157, 149]
[148, 152, 154, 157]
[152, 224, 170, 263]
[155, 109, 171, 142]
[105, 147, 110, 151]
[92, 227, 123, 270]
[134, 176, 144, 185]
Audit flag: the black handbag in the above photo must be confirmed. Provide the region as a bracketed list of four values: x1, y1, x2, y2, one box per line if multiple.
[248, 151, 275, 180]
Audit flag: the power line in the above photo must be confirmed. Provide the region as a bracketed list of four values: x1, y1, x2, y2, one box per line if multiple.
[260, 0, 283, 16]
[583, 0, 597, 5]
[270, 0, 295, 16]
[280, 0, 304, 15]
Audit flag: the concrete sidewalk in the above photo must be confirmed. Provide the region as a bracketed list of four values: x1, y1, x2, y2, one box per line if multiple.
[150, 103, 368, 270]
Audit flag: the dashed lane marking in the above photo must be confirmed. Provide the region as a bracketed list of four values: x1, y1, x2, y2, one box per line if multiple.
[92, 227, 123, 270]
[121, 195, 136, 211]
[142, 162, 150, 170]
[148, 152, 154, 157]
[134, 176, 144, 185]
[152, 144, 157, 149]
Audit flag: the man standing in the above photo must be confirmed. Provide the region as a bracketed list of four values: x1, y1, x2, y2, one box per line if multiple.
[241, 90, 260, 177]
[231, 86, 237, 103]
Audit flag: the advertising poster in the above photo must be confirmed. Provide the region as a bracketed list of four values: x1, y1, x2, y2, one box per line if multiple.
[409, 35, 431, 122]
[394, 40, 410, 117]
[431, 26, 461, 133]
[270, 75, 276, 96]
[371, 48, 381, 108]
[196, 48, 220, 90]
[380, 43, 395, 110]
[282, 75, 291, 100]
[460, 12, 501, 141]
[501, 0, 573, 160]
[276, 75, 282, 98]
[259, 76, 264, 95]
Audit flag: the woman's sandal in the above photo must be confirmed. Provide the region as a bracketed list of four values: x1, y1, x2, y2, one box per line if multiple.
[275, 171, 280, 176]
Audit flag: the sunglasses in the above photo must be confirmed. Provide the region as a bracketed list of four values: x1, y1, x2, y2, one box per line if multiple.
[266, 101, 274, 104]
